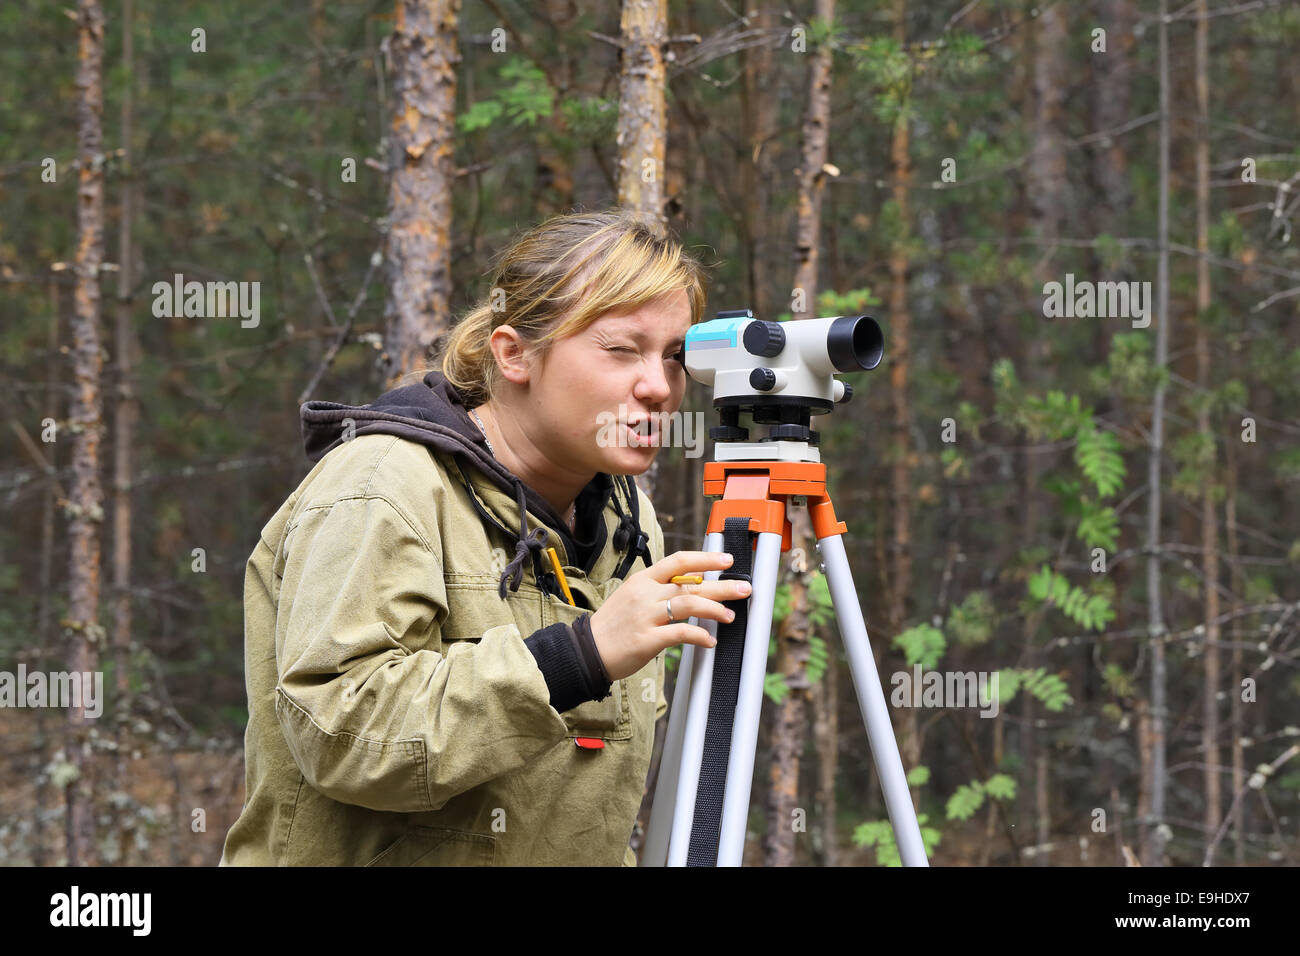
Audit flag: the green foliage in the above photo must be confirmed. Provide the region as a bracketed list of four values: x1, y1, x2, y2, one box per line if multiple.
[847, 36, 912, 125]
[852, 814, 941, 866]
[892, 623, 946, 670]
[816, 286, 881, 315]
[941, 446, 969, 479]
[1171, 430, 1217, 498]
[934, 32, 989, 79]
[773, 571, 835, 632]
[1075, 499, 1119, 552]
[945, 782, 984, 821]
[458, 98, 504, 133]
[1274, 448, 1300, 484]
[1102, 662, 1135, 699]
[947, 590, 996, 647]
[984, 773, 1016, 800]
[1021, 390, 1088, 442]
[907, 765, 931, 787]
[807, 634, 829, 685]
[1209, 210, 1246, 258]
[1074, 425, 1125, 498]
[945, 775, 1017, 822]
[457, 59, 554, 132]
[1028, 565, 1115, 631]
[559, 95, 617, 141]
[997, 667, 1074, 712]
[764, 671, 790, 704]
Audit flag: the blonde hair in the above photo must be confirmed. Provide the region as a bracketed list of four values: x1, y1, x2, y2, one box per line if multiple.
[439, 209, 710, 408]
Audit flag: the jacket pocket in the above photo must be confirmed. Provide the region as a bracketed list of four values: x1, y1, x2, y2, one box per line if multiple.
[543, 593, 632, 741]
[365, 825, 496, 866]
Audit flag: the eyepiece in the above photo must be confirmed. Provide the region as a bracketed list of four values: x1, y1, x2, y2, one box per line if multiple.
[827, 315, 883, 372]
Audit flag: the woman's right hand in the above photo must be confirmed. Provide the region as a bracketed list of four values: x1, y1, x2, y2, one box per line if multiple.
[588, 550, 753, 682]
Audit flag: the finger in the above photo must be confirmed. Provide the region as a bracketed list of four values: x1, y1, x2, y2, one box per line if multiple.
[662, 623, 716, 650]
[660, 578, 752, 602]
[666, 594, 738, 624]
[650, 550, 734, 584]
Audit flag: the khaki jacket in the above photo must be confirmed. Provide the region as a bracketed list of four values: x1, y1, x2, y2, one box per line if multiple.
[220, 372, 667, 866]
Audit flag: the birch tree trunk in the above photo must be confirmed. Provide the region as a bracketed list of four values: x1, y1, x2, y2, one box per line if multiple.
[1026, 1, 1068, 865]
[111, 0, 140, 864]
[1142, 0, 1171, 867]
[66, 0, 107, 868]
[382, 0, 459, 387]
[112, 0, 136, 703]
[1193, 0, 1222, 854]
[33, 278, 62, 867]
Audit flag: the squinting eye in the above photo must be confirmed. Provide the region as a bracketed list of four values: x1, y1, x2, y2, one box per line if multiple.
[667, 351, 685, 364]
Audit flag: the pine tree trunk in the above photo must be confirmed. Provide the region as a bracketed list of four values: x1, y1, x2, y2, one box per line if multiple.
[616, 0, 667, 231]
[814, 637, 839, 865]
[764, 0, 835, 867]
[67, 0, 107, 868]
[741, 3, 778, 322]
[884, 0, 919, 811]
[382, 0, 459, 386]
[618, 0, 668, 505]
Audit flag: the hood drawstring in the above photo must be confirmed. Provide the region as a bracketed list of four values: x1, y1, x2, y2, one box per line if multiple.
[611, 475, 654, 580]
[475, 470, 652, 601]
[500, 479, 552, 600]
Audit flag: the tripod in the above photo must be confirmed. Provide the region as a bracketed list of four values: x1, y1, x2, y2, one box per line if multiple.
[642, 441, 929, 867]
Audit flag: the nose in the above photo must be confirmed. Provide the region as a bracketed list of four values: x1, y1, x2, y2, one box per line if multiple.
[633, 355, 674, 406]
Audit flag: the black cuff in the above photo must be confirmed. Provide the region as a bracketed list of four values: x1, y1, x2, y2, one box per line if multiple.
[524, 614, 612, 714]
[571, 613, 612, 690]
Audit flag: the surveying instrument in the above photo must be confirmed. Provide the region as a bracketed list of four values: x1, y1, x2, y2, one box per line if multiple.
[642, 309, 929, 867]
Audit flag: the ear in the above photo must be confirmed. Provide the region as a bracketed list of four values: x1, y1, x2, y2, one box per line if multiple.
[487, 325, 535, 385]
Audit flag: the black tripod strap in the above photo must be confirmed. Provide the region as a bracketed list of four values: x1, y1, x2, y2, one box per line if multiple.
[686, 515, 756, 866]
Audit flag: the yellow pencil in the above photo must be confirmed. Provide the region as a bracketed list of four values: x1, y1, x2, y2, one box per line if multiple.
[671, 575, 704, 585]
[545, 547, 577, 606]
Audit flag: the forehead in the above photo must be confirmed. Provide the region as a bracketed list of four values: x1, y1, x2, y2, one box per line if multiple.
[591, 291, 691, 335]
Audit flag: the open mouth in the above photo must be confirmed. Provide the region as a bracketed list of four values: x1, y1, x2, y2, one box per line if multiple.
[626, 420, 659, 446]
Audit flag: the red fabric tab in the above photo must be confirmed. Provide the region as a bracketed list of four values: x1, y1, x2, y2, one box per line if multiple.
[573, 737, 606, 750]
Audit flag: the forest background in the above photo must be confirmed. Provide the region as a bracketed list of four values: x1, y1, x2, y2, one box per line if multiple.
[1, 0, 1298, 867]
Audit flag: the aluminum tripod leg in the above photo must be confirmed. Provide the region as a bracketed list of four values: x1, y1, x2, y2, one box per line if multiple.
[642, 533, 721, 867]
[642, 516, 930, 867]
[646, 528, 785, 866]
[816, 533, 929, 866]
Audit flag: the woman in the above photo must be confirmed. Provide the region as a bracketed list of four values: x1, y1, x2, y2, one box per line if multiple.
[219, 210, 751, 866]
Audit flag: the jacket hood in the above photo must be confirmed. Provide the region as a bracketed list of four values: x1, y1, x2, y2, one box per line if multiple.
[300, 370, 653, 601]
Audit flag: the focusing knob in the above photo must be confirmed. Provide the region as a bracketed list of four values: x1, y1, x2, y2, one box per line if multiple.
[743, 320, 786, 357]
[710, 424, 749, 442]
[750, 367, 777, 391]
[836, 382, 854, 404]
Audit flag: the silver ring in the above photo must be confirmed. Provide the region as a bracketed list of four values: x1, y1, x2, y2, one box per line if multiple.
[665, 597, 676, 624]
